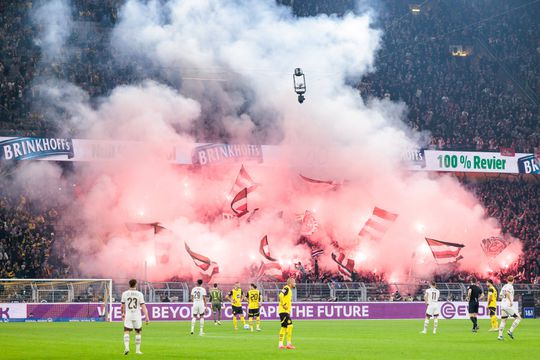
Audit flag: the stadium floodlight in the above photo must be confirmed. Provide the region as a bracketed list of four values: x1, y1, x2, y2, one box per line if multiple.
[293, 68, 306, 103]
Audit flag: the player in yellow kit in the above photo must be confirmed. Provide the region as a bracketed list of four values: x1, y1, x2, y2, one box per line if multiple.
[278, 277, 296, 350]
[227, 282, 246, 330]
[486, 279, 499, 331]
[246, 283, 262, 332]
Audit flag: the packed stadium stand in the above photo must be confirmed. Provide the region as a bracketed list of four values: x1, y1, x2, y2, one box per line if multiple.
[0, 0, 539, 299]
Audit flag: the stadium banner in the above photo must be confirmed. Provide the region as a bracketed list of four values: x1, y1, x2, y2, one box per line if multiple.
[8, 301, 518, 322]
[1, 136, 538, 175]
[402, 149, 426, 170]
[68, 139, 176, 163]
[22, 303, 104, 322]
[0, 303, 27, 320]
[191, 143, 263, 166]
[0, 137, 74, 161]
[438, 301, 519, 320]
[422, 150, 539, 174]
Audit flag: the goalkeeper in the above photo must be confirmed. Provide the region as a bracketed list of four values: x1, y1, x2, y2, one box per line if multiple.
[209, 283, 223, 325]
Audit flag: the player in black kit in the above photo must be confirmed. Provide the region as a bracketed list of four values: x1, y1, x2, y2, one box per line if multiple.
[467, 277, 484, 332]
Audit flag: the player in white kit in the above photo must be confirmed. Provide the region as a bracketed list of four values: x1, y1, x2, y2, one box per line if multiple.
[421, 281, 440, 334]
[498, 275, 522, 340]
[191, 279, 207, 335]
[121, 279, 149, 355]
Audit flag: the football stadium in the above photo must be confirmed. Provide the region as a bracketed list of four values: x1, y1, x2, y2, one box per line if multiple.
[0, 0, 539, 359]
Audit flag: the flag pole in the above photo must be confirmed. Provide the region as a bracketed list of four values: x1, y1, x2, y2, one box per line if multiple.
[408, 252, 415, 281]
[144, 260, 148, 299]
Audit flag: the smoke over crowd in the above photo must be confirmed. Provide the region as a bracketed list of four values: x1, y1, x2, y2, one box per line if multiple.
[20, 0, 521, 282]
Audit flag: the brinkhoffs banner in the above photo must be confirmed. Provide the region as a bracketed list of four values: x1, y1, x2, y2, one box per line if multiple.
[0, 302, 519, 322]
[0, 137, 538, 174]
[0, 137, 74, 161]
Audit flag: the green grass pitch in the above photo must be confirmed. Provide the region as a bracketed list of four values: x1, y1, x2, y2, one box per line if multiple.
[1, 319, 538, 359]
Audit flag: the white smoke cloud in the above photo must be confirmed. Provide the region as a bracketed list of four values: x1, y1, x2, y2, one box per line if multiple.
[111, 0, 383, 143]
[31, 0, 73, 62]
[23, 0, 520, 282]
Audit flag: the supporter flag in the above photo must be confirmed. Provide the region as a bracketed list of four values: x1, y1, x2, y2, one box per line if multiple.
[256, 261, 283, 280]
[125, 222, 167, 234]
[199, 262, 220, 283]
[230, 188, 249, 217]
[184, 242, 215, 271]
[481, 236, 509, 257]
[246, 208, 261, 223]
[126, 223, 170, 264]
[358, 207, 399, 241]
[299, 174, 336, 186]
[425, 237, 465, 264]
[224, 165, 258, 218]
[230, 165, 258, 197]
[299, 174, 344, 190]
[259, 235, 277, 262]
[299, 210, 319, 236]
[311, 248, 324, 258]
[331, 252, 355, 279]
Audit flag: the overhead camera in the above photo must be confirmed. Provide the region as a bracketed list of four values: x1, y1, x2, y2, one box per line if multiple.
[293, 67, 306, 104]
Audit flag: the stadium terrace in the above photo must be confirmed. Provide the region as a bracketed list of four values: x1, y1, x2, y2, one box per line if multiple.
[0, 0, 538, 359]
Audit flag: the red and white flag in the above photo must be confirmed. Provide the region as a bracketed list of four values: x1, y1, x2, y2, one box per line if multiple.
[358, 207, 398, 241]
[259, 235, 277, 262]
[299, 210, 319, 236]
[184, 242, 213, 271]
[425, 238, 464, 264]
[125, 222, 167, 234]
[227, 165, 257, 218]
[229, 165, 258, 198]
[199, 263, 220, 283]
[299, 174, 344, 190]
[184, 242, 220, 281]
[311, 248, 324, 258]
[126, 223, 171, 264]
[256, 261, 282, 280]
[230, 188, 249, 217]
[331, 252, 355, 279]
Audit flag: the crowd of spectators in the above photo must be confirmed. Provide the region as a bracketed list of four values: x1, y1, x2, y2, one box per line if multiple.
[358, 0, 539, 152]
[0, 175, 70, 279]
[0, 0, 131, 136]
[1, 0, 538, 149]
[0, 1, 539, 290]
[465, 178, 540, 283]
[0, 173, 538, 295]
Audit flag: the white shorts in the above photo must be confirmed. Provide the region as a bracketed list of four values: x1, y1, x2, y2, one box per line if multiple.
[426, 304, 440, 316]
[192, 303, 206, 316]
[501, 306, 517, 318]
[124, 318, 143, 330]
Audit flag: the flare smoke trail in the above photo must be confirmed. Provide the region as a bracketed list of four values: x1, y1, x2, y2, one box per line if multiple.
[23, 0, 521, 282]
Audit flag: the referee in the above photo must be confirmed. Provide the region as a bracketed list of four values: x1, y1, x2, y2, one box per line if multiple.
[467, 277, 484, 332]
